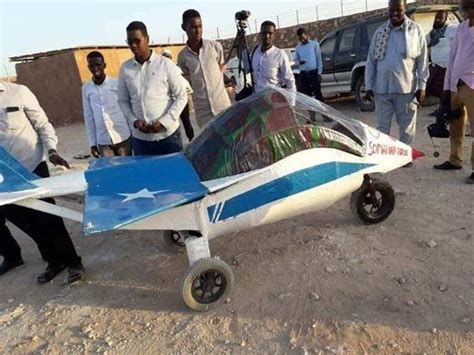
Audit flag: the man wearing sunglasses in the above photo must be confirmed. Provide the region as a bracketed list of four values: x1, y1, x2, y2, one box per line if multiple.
[434, 0, 474, 184]
[118, 21, 188, 156]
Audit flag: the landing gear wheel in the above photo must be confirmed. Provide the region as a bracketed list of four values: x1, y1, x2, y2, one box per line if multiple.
[181, 257, 234, 312]
[163, 230, 186, 248]
[350, 177, 395, 224]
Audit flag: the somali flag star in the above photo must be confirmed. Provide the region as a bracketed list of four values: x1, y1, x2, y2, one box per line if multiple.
[119, 188, 168, 203]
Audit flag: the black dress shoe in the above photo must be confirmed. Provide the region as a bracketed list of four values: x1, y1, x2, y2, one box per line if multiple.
[37, 264, 66, 284]
[433, 161, 462, 170]
[0, 258, 24, 276]
[67, 263, 85, 284]
[466, 173, 474, 185]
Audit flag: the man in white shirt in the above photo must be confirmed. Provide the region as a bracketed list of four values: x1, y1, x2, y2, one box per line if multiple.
[251, 21, 296, 94]
[118, 21, 188, 156]
[82, 51, 131, 157]
[0, 80, 85, 284]
[426, 10, 458, 101]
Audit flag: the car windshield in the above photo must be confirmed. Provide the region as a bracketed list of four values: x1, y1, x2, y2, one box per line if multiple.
[186, 88, 367, 181]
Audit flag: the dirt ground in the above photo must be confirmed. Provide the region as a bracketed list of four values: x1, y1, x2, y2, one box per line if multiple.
[0, 97, 473, 354]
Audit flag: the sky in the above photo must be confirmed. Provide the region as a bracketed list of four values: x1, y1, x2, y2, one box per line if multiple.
[0, 0, 392, 77]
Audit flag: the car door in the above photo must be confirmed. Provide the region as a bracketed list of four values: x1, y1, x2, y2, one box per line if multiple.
[333, 25, 361, 92]
[319, 34, 338, 95]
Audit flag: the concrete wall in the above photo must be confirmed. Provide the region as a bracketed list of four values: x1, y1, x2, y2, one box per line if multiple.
[15, 45, 185, 126]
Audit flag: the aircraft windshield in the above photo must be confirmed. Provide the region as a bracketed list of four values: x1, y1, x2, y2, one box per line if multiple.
[186, 88, 367, 181]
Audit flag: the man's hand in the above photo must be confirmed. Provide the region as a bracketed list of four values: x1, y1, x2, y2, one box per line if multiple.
[48, 149, 71, 169]
[146, 120, 163, 133]
[134, 119, 150, 133]
[365, 90, 374, 101]
[440, 90, 451, 105]
[317, 74, 322, 83]
[415, 89, 426, 104]
[90, 146, 100, 158]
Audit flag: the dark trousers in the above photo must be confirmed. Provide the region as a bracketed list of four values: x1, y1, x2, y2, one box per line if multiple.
[0, 162, 81, 267]
[299, 69, 325, 102]
[180, 104, 195, 141]
[426, 64, 446, 98]
[132, 130, 183, 156]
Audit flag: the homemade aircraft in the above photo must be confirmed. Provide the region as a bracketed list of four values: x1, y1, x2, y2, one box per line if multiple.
[0, 88, 423, 311]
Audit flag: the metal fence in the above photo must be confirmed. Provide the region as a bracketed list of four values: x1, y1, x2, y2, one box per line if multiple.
[1, 0, 417, 77]
[152, 0, 416, 44]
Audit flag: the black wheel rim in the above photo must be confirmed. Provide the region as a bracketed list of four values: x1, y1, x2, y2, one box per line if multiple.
[191, 269, 227, 304]
[362, 191, 386, 219]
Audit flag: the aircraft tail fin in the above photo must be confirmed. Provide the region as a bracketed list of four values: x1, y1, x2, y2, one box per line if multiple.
[0, 146, 46, 205]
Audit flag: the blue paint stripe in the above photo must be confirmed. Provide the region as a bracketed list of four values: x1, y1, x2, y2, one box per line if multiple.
[207, 162, 373, 223]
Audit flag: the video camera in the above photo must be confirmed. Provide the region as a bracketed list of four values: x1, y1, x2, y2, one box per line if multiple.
[427, 104, 462, 139]
[235, 10, 251, 22]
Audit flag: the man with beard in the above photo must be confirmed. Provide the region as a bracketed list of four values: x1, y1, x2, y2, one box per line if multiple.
[365, 0, 429, 154]
[251, 21, 295, 94]
[426, 10, 458, 111]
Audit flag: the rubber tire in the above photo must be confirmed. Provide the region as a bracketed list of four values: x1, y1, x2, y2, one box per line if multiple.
[350, 177, 395, 224]
[181, 257, 234, 312]
[354, 75, 375, 112]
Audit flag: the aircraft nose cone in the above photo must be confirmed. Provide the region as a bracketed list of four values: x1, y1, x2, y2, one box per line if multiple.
[412, 148, 425, 161]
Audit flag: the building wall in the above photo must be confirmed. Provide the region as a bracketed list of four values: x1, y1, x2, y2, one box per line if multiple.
[15, 51, 82, 126]
[15, 45, 185, 126]
[73, 46, 185, 83]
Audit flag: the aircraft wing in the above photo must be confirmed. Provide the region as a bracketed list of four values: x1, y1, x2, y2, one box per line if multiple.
[0, 147, 48, 205]
[83, 153, 209, 235]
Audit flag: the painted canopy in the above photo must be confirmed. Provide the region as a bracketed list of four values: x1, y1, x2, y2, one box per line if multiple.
[186, 88, 366, 181]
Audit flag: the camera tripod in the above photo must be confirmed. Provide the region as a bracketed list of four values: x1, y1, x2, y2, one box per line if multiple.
[225, 19, 255, 91]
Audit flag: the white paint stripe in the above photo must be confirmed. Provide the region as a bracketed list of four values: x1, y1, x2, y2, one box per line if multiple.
[215, 201, 226, 222]
[211, 203, 219, 223]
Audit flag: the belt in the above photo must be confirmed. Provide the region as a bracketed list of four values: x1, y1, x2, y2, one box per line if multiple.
[300, 69, 318, 74]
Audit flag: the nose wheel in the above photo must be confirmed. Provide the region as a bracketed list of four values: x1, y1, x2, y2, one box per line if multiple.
[350, 175, 395, 224]
[181, 257, 234, 312]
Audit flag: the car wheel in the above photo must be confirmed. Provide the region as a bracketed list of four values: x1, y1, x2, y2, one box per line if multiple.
[355, 75, 374, 112]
